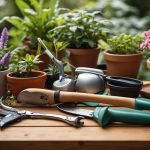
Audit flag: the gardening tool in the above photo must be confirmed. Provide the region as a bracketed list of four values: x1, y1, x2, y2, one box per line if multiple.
[58, 103, 150, 127]
[17, 88, 150, 110]
[38, 38, 76, 92]
[38, 38, 105, 93]
[0, 97, 84, 128]
[76, 67, 143, 87]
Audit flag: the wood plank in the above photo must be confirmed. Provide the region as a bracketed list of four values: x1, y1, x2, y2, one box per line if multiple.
[1, 141, 150, 150]
[1, 126, 150, 141]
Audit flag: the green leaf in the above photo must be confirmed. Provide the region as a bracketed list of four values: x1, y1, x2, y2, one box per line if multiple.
[25, 54, 31, 61]
[29, 0, 39, 12]
[24, 9, 37, 15]
[49, 0, 59, 19]
[37, 43, 41, 55]
[15, 0, 31, 16]
[0, 16, 23, 29]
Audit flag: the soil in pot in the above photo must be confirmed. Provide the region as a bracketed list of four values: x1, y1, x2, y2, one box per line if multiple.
[7, 70, 47, 96]
[67, 48, 100, 73]
[104, 50, 142, 78]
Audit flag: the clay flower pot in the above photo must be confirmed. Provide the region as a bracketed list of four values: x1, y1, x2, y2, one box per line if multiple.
[104, 50, 142, 78]
[0, 69, 9, 97]
[7, 70, 47, 96]
[147, 59, 150, 70]
[67, 48, 100, 73]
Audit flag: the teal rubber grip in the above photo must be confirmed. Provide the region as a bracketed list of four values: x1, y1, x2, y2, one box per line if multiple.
[93, 107, 150, 127]
[135, 98, 150, 110]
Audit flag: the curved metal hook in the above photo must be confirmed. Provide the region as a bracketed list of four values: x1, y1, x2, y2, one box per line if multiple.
[37, 38, 64, 81]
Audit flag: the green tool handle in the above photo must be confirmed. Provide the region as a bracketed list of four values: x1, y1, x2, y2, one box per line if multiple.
[135, 98, 150, 110]
[93, 107, 150, 127]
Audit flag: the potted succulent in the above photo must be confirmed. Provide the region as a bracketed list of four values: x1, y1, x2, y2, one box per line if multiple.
[0, 27, 11, 97]
[103, 33, 144, 78]
[1, 0, 68, 70]
[7, 53, 47, 96]
[49, 10, 111, 71]
[140, 30, 150, 70]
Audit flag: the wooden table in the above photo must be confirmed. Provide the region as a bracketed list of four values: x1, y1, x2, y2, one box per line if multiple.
[1, 84, 150, 150]
[1, 106, 150, 150]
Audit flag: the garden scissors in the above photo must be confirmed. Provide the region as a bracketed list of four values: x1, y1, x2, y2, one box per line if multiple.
[0, 97, 84, 128]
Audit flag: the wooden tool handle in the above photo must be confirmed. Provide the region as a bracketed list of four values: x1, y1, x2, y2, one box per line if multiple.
[18, 88, 135, 108]
[60, 91, 135, 108]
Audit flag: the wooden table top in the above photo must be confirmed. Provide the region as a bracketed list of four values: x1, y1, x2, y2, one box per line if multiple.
[1, 82, 150, 150]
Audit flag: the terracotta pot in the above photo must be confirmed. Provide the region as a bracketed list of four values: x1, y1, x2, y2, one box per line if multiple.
[0, 69, 9, 97]
[67, 48, 100, 73]
[147, 59, 150, 70]
[24, 50, 64, 71]
[7, 70, 47, 96]
[104, 50, 142, 78]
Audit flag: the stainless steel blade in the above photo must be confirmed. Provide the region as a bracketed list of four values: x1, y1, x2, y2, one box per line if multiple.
[58, 104, 94, 118]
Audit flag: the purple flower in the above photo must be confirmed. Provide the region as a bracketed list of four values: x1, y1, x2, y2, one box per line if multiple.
[0, 27, 8, 49]
[0, 52, 11, 67]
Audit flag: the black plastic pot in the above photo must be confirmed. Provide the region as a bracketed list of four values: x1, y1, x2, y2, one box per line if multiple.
[108, 82, 142, 98]
[106, 76, 143, 87]
[45, 73, 59, 89]
[96, 63, 107, 70]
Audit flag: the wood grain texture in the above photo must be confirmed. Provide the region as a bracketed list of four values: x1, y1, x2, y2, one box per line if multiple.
[1, 126, 150, 141]
[1, 141, 150, 150]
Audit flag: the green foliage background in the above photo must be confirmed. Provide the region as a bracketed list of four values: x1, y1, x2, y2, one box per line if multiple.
[0, 0, 150, 80]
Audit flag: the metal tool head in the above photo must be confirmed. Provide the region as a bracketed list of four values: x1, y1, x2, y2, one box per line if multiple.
[58, 103, 94, 118]
[65, 115, 84, 127]
[38, 38, 64, 81]
[17, 89, 49, 105]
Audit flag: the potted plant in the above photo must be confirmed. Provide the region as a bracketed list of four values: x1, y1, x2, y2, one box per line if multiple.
[7, 53, 47, 96]
[103, 33, 144, 78]
[49, 10, 111, 72]
[0, 27, 11, 97]
[44, 64, 59, 89]
[140, 30, 150, 70]
[1, 0, 68, 70]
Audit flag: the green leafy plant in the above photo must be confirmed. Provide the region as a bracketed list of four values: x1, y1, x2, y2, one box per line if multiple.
[0, 0, 68, 51]
[10, 52, 42, 77]
[105, 33, 144, 54]
[49, 10, 112, 49]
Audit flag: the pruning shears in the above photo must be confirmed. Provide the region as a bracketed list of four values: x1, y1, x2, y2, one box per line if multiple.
[0, 97, 84, 128]
[58, 103, 150, 127]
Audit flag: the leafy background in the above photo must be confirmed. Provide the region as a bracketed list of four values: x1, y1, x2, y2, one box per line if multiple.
[0, 0, 150, 80]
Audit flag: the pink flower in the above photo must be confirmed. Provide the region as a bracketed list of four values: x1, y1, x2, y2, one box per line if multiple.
[143, 30, 150, 38]
[140, 29, 150, 51]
